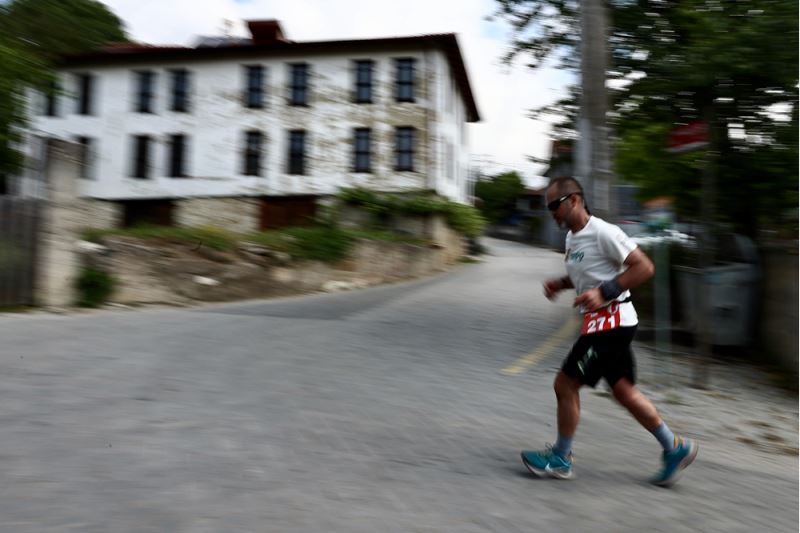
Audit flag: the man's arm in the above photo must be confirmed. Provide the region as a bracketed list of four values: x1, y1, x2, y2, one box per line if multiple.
[617, 247, 655, 291]
[543, 275, 573, 301]
[573, 247, 655, 311]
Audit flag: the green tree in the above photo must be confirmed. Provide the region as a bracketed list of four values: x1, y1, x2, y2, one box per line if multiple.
[0, 0, 128, 61]
[0, 0, 128, 186]
[493, 0, 798, 236]
[474, 171, 526, 224]
[0, 37, 50, 190]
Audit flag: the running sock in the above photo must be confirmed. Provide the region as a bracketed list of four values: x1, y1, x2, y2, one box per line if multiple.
[651, 422, 676, 452]
[553, 434, 573, 458]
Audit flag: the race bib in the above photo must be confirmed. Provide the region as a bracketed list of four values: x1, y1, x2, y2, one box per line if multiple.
[581, 301, 622, 335]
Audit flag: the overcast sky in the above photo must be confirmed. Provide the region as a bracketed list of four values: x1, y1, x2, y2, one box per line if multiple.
[101, 0, 571, 186]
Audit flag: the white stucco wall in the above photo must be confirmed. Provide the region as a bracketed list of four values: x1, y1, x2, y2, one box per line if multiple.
[28, 45, 474, 204]
[430, 51, 470, 204]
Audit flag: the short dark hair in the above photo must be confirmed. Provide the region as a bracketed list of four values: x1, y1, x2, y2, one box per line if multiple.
[546, 177, 590, 214]
[547, 176, 584, 197]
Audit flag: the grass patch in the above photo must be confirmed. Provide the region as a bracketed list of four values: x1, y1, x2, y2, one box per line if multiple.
[81, 224, 237, 251]
[0, 305, 35, 313]
[249, 226, 431, 262]
[248, 226, 355, 262]
[82, 223, 436, 264]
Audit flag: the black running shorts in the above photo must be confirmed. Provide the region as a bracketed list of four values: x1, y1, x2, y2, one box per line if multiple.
[561, 326, 637, 388]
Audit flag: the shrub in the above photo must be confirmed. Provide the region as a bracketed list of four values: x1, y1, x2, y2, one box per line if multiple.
[337, 187, 486, 238]
[249, 226, 355, 262]
[75, 267, 115, 308]
[443, 203, 486, 238]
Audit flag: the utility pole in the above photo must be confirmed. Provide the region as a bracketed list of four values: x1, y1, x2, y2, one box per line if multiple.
[577, 0, 613, 219]
[691, 105, 717, 389]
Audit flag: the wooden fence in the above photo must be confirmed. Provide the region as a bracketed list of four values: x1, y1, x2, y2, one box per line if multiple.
[0, 197, 41, 306]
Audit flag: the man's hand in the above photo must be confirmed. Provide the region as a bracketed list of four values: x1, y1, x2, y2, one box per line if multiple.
[573, 287, 605, 312]
[543, 278, 565, 301]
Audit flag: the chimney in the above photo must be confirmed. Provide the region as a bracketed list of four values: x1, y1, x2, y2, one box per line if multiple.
[247, 20, 289, 45]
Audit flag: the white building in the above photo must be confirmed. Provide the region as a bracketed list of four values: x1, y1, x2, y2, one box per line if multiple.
[24, 20, 480, 230]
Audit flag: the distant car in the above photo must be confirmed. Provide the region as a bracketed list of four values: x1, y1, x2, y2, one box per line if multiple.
[617, 220, 646, 238]
[631, 229, 695, 247]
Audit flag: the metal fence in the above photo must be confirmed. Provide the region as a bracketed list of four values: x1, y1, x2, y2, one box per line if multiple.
[0, 197, 41, 306]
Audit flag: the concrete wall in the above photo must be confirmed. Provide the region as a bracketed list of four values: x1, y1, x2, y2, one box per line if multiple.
[425, 214, 465, 264]
[36, 140, 118, 307]
[27, 46, 472, 203]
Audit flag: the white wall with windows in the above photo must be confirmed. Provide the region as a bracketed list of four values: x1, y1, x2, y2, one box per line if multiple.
[27, 44, 476, 204]
[430, 51, 471, 204]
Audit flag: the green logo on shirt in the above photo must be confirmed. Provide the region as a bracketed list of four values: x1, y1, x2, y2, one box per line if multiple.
[567, 250, 584, 263]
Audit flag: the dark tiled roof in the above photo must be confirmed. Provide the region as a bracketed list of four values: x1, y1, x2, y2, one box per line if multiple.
[100, 43, 189, 52]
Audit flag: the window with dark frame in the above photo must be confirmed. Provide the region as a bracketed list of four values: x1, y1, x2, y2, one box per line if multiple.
[354, 60, 374, 103]
[170, 69, 190, 112]
[353, 128, 371, 173]
[395, 127, 415, 171]
[245, 65, 264, 109]
[135, 71, 156, 113]
[168, 134, 188, 177]
[131, 135, 151, 179]
[76, 136, 93, 179]
[243, 130, 263, 176]
[122, 200, 175, 228]
[289, 63, 309, 106]
[44, 80, 59, 117]
[287, 130, 306, 175]
[76, 73, 94, 115]
[395, 58, 415, 103]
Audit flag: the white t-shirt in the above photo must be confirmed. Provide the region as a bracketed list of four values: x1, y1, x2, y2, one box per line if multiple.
[565, 216, 639, 326]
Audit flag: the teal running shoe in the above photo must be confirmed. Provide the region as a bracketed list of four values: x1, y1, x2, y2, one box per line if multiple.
[652, 437, 698, 487]
[521, 446, 574, 480]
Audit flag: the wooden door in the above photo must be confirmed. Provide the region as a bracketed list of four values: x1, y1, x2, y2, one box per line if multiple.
[259, 196, 317, 230]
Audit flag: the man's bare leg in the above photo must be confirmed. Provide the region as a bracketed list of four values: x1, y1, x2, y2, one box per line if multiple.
[612, 377, 698, 486]
[555, 371, 582, 437]
[611, 377, 661, 431]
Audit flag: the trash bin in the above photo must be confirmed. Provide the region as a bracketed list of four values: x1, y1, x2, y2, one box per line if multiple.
[676, 261, 759, 347]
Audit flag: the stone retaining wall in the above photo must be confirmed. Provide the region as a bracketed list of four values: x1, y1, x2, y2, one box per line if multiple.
[82, 237, 459, 307]
[176, 198, 261, 233]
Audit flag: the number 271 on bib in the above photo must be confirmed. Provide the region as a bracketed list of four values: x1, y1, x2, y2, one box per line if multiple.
[581, 302, 621, 335]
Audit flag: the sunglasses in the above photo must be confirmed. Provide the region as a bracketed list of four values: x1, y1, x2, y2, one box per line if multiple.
[547, 192, 581, 212]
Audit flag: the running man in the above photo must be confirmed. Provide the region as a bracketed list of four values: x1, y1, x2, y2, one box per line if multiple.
[521, 177, 697, 487]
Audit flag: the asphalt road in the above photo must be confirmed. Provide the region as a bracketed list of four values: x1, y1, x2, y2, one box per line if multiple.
[0, 238, 795, 532]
